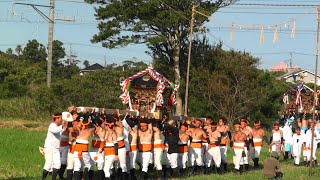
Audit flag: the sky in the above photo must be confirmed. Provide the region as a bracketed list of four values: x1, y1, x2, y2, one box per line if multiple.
[0, 0, 319, 70]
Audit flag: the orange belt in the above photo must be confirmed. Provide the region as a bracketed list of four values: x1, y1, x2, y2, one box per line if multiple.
[60, 141, 69, 147]
[92, 140, 105, 148]
[74, 143, 89, 158]
[118, 140, 125, 149]
[138, 144, 152, 152]
[210, 143, 218, 148]
[104, 146, 115, 155]
[220, 138, 228, 146]
[190, 142, 203, 148]
[233, 145, 244, 149]
[254, 141, 263, 147]
[130, 145, 137, 152]
[153, 144, 163, 149]
[69, 144, 76, 154]
[178, 144, 188, 153]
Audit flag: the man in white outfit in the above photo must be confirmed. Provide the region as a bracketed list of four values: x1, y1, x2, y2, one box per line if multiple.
[42, 113, 65, 180]
[281, 118, 293, 160]
[304, 121, 320, 166]
[291, 127, 304, 166]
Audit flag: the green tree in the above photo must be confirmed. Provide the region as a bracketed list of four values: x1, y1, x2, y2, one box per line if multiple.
[22, 39, 47, 63]
[15, 45, 22, 56]
[6, 48, 13, 56]
[52, 40, 66, 66]
[83, 60, 90, 68]
[85, 0, 236, 115]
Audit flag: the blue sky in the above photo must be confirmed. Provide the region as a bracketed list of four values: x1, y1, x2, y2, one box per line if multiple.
[0, 0, 319, 70]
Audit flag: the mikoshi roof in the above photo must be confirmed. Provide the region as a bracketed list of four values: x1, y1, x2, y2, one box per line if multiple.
[119, 67, 179, 107]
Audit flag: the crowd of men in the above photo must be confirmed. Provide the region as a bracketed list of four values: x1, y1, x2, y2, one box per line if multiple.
[40, 107, 320, 180]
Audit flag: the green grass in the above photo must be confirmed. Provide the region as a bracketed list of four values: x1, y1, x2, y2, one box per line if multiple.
[0, 127, 319, 180]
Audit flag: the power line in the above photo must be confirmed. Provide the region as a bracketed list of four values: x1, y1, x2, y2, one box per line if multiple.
[216, 11, 317, 15]
[253, 52, 315, 56]
[56, 0, 87, 3]
[234, 3, 320, 7]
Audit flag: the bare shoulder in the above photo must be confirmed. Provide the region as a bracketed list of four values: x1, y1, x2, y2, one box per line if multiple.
[226, 125, 230, 131]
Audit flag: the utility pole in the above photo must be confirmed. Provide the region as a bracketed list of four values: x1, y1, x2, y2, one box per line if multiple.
[13, 2, 55, 88]
[184, 5, 195, 117]
[104, 55, 107, 68]
[310, 7, 320, 176]
[47, 0, 55, 88]
[184, 5, 209, 117]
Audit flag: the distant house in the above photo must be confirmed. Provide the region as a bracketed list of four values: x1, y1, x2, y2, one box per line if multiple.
[80, 63, 105, 75]
[279, 69, 320, 85]
[269, 61, 300, 72]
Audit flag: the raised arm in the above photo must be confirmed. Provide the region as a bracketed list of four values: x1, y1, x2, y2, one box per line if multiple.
[48, 123, 63, 134]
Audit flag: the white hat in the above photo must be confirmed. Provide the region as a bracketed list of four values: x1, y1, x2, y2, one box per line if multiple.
[62, 112, 72, 121]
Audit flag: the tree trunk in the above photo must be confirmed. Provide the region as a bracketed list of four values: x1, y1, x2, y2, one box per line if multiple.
[173, 35, 182, 115]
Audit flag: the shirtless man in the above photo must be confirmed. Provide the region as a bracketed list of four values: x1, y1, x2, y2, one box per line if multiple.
[202, 117, 213, 168]
[217, 117, 231, 172]
[127, 117, 138, 180]
[89, 115, 106, 180]
[230, 123, 248, 174]
[137, 118, 153, 180]
[113, 111, 128, 179]
[73, 114, 95, 180]
[206, 122, 222, 174]
[66, 113, 80, 180]
[251, 120, 267, 169]
[240, 118, 253, 171]
[188, 119, 207, 174]
[151, 119, 163, 178]
[178, 123, 190, 176]
[269, 122, 284, 159]
[103, 116, 119, 180]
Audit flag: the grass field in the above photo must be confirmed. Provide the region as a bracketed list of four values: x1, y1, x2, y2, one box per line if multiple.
[0, 126, 320, 180]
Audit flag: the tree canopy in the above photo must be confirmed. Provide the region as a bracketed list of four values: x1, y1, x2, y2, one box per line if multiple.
[85, 0, 237, 114]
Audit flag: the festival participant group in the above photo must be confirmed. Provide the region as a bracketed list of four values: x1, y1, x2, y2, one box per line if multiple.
[41, 107, 320, 180]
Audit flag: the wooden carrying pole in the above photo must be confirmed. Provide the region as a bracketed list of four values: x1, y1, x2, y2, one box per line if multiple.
[309, 6, 320, 176]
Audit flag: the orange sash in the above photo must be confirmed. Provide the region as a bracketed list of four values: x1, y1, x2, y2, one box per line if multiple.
[233, 145, 244, 149]
[153, 144, 163, 150]
[138, 144, 152, 152]
[254, 141, 263, 147]
[92, 140, 105, 148]
[60, 141, 69, 147]
[178, 144, 188, 153]
[74, 143, 89, 158]
[220, 137, 228, 145]
[104, 146, 115, 155]
[190, 142, 203, 148]
[69, 144, 76, 154]
[130, 145, 137, 152]
[210, 143, 217, 148]
[118, 140, 125, 149]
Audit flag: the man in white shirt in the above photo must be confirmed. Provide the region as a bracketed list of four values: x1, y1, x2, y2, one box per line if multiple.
[42, 113, 66, 180]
